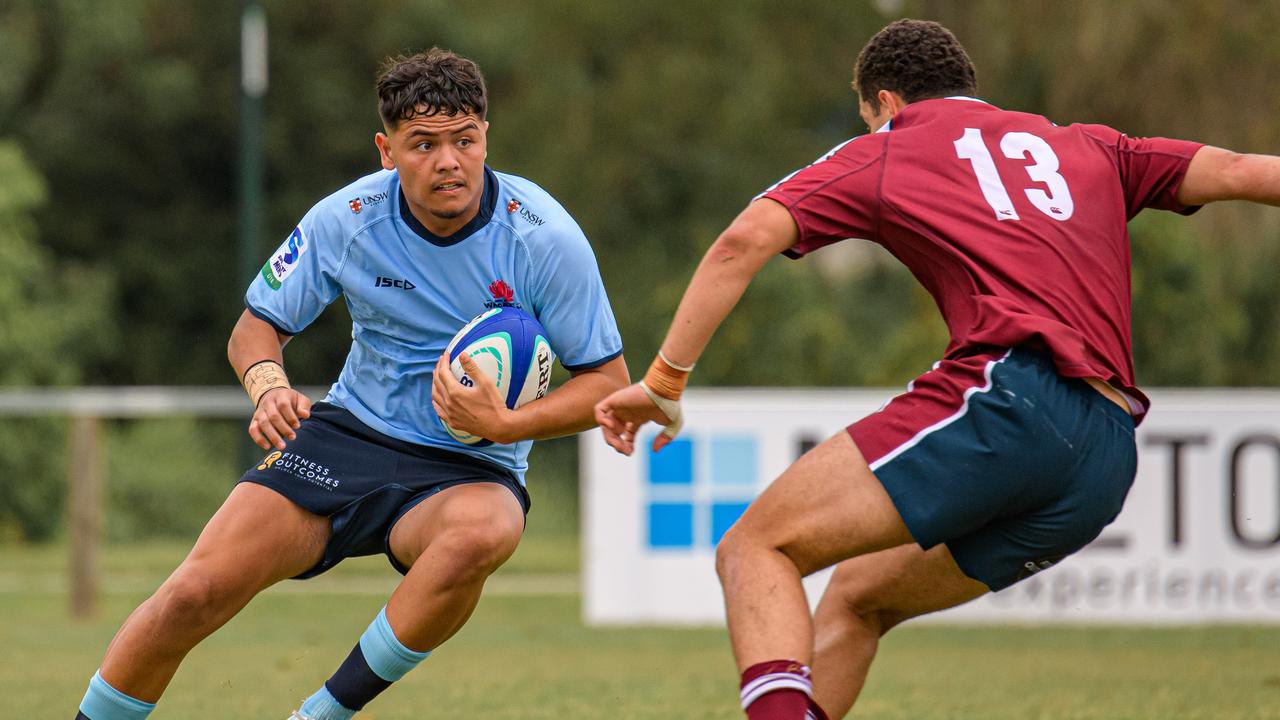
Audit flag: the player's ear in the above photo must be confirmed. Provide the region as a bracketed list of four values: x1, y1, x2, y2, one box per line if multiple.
[878, 90, 908, 118]
[374, 131, 396, 170]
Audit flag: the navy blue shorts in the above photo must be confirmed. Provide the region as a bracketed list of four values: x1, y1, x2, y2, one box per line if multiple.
[849, 347, 1137, 591]
[239, 403, 529, 579]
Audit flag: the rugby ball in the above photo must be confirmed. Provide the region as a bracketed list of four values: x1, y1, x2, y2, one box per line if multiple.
[441, 306, 555, 446]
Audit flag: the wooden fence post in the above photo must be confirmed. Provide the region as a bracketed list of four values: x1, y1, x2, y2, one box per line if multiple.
[68, 414, 102, 619]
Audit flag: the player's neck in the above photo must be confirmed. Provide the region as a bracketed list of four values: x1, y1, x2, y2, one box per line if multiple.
[406, 195, 483, 237]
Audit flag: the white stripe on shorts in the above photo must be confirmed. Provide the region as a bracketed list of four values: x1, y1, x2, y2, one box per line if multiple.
[868, 349, 1013, 473]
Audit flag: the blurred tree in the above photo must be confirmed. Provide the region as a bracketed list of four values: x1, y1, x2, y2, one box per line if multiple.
[3, 0, 1280, 542]
[0, 142, 114, 540]
[8, 0, 1280, 390]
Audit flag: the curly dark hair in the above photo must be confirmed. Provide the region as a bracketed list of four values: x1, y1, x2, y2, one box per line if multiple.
[854, 19, 977, 113]
[376, 48, 487, 127]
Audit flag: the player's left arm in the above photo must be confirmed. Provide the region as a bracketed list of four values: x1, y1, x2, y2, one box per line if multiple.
[433, 353, 629, 444]
[593, 198, 799, 455]
[1177, 146, 1280, 207]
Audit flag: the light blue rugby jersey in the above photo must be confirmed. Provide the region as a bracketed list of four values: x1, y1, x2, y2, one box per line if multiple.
[245, 166, 623, 480]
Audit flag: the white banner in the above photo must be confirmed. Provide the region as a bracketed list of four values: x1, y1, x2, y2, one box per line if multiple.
[582, 389, 1280, 625]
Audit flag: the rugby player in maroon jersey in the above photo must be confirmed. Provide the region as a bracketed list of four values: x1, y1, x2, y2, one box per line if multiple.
[596, 18, 1280, 720]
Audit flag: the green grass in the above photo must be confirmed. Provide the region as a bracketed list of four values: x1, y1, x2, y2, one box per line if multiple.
[4, 539, 1280, 719]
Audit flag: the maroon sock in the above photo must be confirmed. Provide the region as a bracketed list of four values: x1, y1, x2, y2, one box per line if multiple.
[807, 697, 831, 720]
[740, 660, 813, 720]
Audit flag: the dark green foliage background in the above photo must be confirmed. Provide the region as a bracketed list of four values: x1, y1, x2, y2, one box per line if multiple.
[1, 0, 1278, 540]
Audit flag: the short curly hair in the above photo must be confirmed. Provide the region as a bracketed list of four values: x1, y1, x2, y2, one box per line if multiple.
[854, 19, 977, 113]
[376, 48, 487, 127]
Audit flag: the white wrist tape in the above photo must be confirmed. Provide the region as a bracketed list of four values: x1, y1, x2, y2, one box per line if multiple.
[640, 381, 685, 439]
[657, 349, 696, 373]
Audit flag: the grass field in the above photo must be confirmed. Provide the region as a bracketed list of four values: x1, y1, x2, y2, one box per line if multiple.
[4, 536, 1280, 719]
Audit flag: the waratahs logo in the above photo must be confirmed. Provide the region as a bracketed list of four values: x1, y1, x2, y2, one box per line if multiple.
[485, 279, 519, 308]
[260, 226, 308, 290]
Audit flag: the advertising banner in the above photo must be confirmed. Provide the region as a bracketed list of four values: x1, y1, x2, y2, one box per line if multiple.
[582, 389, 1280, 625]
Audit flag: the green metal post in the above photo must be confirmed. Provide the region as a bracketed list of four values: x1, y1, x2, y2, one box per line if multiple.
[239, 0, 268, 286]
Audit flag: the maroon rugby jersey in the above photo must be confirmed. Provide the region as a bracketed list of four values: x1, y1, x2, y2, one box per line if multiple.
[762, 97, 1203, 421]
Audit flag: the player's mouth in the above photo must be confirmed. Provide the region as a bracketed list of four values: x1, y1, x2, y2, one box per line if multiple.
[433, 179, 466, 196]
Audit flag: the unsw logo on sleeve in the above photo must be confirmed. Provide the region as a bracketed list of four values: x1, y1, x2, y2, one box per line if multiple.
[260, 226, 308, 290]
[506, 197, 545, 226]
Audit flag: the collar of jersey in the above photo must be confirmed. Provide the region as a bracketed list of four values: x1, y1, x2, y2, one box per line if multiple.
[397, 165, 498, 247]
[884, 96, 994, 133]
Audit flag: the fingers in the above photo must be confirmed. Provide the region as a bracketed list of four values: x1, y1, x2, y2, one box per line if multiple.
[594, 403, 625, 436]
[652, 433, 672, 453]
[599, 420, 634, 456]
[248, 419, 270, 450]
[457, 352, 493, 387]
[432, 369, 448, 414]
[278, 396, 301, 430]
[434, 350, 457, 390]
[252, 414, 287, 451]
[249, 389, 303, 451]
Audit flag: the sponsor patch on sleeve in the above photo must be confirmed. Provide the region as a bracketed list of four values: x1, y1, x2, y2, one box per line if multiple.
[260, 225, 308, 290]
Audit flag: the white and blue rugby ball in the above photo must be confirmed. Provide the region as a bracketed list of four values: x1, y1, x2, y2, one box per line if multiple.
[441, 306, 555, 446]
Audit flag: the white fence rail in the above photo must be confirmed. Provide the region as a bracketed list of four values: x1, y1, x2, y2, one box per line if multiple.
[0, 386, 325, 618]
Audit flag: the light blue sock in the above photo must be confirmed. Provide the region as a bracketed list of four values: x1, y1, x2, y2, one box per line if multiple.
[359, 606, 431, 681]
[298, 685, 356, 720]
[299, 607, 430, 718]
[79, 670, 156, 720]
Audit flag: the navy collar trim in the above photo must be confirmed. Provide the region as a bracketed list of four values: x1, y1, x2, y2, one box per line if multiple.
[398, 166, 498, 247]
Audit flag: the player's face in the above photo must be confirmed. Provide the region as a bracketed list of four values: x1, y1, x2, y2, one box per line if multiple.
[376, 110, 488, 235]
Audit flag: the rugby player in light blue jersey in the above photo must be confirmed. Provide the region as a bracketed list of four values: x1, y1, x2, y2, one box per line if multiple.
[75, 49, 627, 720]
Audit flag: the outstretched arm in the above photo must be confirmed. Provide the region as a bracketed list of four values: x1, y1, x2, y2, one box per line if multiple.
[593, 198, 800, 455]
[1178, 146, 1280, 207]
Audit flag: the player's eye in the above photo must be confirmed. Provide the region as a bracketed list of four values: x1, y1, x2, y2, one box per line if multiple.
[458, 138, 473, 148]
[415, 141, 432, 151]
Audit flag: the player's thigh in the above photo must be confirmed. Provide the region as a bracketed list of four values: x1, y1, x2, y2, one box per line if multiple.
[814, 543, 987, 636]
[387, 481, 525, 570]
[177, 481, 330, 591]
[724, 431, 914, 577]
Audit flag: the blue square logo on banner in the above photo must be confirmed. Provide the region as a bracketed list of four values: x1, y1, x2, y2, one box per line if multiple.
[648, 437, 694, 485]
[648, 502, 694, 548]
[644, 434, 760, 550]
[710, 502, 752, 545]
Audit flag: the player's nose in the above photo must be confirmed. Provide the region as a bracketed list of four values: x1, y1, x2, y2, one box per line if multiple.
[434, 144, 461, 171]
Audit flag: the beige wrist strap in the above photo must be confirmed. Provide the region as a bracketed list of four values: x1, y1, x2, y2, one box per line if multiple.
[242, 360, 290, 407]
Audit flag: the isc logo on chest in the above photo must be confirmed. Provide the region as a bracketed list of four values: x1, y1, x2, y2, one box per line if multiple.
[374, 276, 416, 290]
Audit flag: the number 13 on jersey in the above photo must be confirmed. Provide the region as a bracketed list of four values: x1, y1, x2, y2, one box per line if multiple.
[954, 128, 1075, 222]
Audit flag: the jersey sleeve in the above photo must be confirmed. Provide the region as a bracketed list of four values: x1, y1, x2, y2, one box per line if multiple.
[760, 139, 883, 259]
[525, 221, 623, 371]
[1114, 134, 1205, 218]
[243, 204, 346, 336]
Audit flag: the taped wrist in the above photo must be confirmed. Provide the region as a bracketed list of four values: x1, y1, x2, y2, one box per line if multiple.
[242, 360, 290, 406]
[643, 353, 692, 401]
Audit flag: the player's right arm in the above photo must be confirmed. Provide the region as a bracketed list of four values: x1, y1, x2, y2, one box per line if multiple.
[228, 310, 311, 451]
[1177, 146, 1280, 207]
[236, 203, 347, 450]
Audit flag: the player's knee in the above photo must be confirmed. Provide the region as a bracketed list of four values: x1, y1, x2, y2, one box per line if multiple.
[715, 523, 760, 582]
[829, 570, 902, 636]
[153, 571, 227, 631]
[432, 515, 522, 580]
